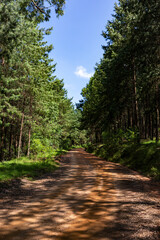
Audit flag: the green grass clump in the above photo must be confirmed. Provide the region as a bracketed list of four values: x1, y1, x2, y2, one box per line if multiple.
[0, 157, 59, 181]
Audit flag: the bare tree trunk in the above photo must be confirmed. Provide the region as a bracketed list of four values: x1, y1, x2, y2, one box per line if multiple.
[133, 59, 140, 143]
[150, 114, 153, 140]
[149, 112, 152, 140]
[0, 118, 4, 161]
[145, 114, 148, 139]
[27, 126, 31, 157]
[130, 110, 133, 128]
[156, 108, 159, 142]
[152, 115, 154, 140]
[27, 98, 32, 157]
[156, 84, 159, 142]
[124, 111, 127, 130]
[18, 113, 24, 158]
[142, 116, 145, 139]
[9, 124, 13, 158]
[15, 135, 18, 156]
[133, 59, 139, 129]
[127, 108, 131, 128]
[2, 56, 5, 66]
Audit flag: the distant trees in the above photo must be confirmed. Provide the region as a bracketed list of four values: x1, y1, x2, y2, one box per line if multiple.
[0, 0, 85, 161]
[80, 0, 160, 143]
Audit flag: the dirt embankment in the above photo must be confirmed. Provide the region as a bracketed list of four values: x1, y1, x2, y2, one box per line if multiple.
[0, 149, 160, 239]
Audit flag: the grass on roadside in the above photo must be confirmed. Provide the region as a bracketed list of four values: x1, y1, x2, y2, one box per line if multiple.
[87, 140, 160, 180]
[118, 142, 160, 179]
[0, 148, 69, 181]
[0, 157, 59, 181]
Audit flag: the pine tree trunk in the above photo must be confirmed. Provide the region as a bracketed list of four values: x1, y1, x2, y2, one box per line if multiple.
[4, 126, 7, 154]
[124, 112, 127, 130]
[2, 56, 5, 66]
[145, 114, 148, 139]
[156, 108, 159, 142]
[152, 115, 154, 140]
[150, 114, 153, 140]
[149, 112, 152, 140]
[27, 98, 32, 157]
[9, 124, 13, 158]
[15, 135, 18, 156]
[127, 108, 131, 128]
[142, 116, 145, 139]
[156, 84, 159, 142]
[130, 110, 133, 128]
[27, 126, 31, 157]
[133, 59, 139, 129]
[133, 59, 140, 143]
[0, 118, 4, 161]
[18, 113, 24, 158]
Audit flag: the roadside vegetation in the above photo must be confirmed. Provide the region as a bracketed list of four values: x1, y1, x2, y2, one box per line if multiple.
[85, 131, 160, 180]
[0, 146, 69, 181]
[0, 157, 58, 181]
[79, 0, 160, 180]
[0, 0, 87, 182]
[1, 0, 159, 183]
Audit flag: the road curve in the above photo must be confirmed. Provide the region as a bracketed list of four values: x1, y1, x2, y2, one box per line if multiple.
[0, 149, 160, 239]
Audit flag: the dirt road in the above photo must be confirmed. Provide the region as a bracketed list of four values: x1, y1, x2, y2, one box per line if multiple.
[0, 149, 160, 239]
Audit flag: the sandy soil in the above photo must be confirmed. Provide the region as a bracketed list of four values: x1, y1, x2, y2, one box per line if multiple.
[0, 149, 160, 240]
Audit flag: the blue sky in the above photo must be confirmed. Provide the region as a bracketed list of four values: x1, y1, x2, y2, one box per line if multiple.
[42, 0, 117, 104]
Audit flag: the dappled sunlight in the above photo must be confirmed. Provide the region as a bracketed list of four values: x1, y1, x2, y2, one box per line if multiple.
[0, 149, 118, 240]
[0, 149, 159, 239]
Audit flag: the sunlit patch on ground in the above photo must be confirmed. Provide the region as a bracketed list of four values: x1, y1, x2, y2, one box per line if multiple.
[0, 149, 159, 240]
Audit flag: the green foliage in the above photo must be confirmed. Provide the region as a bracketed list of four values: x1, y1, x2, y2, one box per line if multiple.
[30, 138, 53, 160]
[0, 157, 58, 181]
[119, 142, 160, 180]
[0, 0, 86, 161]
[85, 142, 95, 153]
[79, 0, 160, 184]
[30, 137, 70, 161]
[80, 0, 160, 145]
[86, 139, 160, 180]
[20, 0, 66, 22]
[30, 139, 44, 155]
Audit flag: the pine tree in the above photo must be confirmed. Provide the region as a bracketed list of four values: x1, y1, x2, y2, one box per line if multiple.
[80, 0, 160, 143]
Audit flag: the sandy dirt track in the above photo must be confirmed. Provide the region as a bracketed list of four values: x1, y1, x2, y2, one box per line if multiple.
[0, 149, 160, 239]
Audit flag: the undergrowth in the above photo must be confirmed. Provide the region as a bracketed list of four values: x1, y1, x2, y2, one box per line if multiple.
[85, 131, 160, 180]
[0, 149, 68, 181]
[0, 157, 58, 181]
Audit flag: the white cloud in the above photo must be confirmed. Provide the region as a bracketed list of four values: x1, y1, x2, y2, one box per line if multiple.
[75, 66, 93, 79]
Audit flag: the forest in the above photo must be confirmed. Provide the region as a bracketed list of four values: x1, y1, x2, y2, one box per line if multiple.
[0, 2, 160, 239]
[79, 0, 160, 178]
[0, 0, 86, 164]
[0, 0, 160, 180]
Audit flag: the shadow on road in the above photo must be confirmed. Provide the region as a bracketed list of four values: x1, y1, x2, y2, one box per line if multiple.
[0, 149, 159, 240]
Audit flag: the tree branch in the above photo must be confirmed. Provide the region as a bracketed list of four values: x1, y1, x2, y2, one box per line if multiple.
[31, 0, 45, 13]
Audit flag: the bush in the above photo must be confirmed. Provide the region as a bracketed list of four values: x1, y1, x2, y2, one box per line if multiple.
[30, 138, 56, 161]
